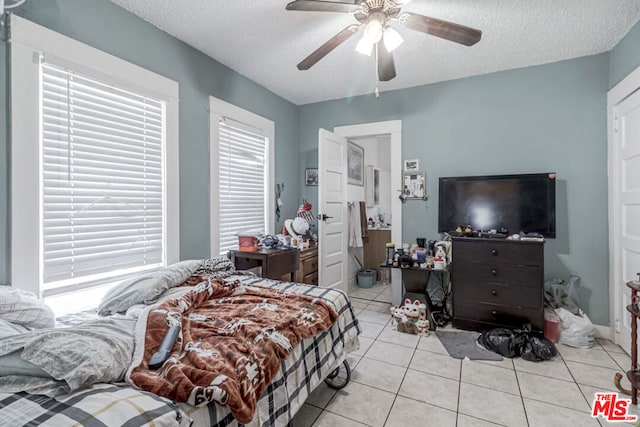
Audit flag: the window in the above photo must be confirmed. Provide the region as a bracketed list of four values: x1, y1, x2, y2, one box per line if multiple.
[40, 64, 164, 289]
[210, 98, 274, 256]
[11, 16, 179, 299]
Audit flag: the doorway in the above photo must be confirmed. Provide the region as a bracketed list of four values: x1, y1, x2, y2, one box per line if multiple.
[333, 120, 403, 306]
[608, 65, 640, 354]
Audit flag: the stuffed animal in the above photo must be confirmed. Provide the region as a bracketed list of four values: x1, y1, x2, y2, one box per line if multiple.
[435, 245, 447, 259]
[400, 254, 412, 268]
[390, 305, 406, 325]
[402, 299, 427, 324]
[416, 319, 430, 335]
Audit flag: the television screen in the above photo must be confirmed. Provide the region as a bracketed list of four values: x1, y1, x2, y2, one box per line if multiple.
[438, 173, 556, 238]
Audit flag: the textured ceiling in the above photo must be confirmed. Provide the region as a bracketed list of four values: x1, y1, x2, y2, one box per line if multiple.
[110, 0, 640, 105]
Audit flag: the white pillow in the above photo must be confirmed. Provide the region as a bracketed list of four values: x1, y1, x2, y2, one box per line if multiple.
[0, 287, 55, 329]
[98, 260, 201, 316]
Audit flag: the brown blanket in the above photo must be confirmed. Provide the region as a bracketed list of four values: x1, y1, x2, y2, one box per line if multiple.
[128, 278, 338, 424]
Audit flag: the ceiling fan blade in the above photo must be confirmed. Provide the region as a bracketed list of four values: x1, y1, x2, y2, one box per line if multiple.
[398, 12, 482, 46]
[297, 24, 360, 70]
[376, 43, 396, 82]
[286, 0, 361, 13]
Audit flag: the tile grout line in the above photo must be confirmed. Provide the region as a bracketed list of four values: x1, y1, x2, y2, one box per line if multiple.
[513, 365, 531, 427]
[315, 407, 375, 427]
[310, 290, 389, 427]
[381, 340, 419, 427]
[557, 349, 602, 423]
[332, 289, 632, 426]
[306, 406, 322, 427]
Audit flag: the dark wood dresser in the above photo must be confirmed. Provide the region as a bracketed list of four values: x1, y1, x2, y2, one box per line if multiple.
[452, 237, 544, 331]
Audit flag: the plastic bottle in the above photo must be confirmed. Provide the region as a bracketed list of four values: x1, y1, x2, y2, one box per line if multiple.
[386, 243, 395, 265]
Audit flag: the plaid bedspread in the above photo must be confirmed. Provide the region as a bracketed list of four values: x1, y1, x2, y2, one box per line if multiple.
[0, 383, 187, 426]
[0, 277, 360, 427]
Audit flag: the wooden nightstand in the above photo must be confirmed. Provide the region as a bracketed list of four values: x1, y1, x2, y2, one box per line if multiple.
[228, 248, 299, 281]
[296, 246, 318, 285]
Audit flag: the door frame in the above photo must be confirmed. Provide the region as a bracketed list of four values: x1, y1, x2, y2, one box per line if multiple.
[334, 120, 403, 305]
[608, 66, 640, 345]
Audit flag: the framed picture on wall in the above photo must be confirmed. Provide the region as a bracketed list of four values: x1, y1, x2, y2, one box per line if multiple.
[403, 172, 426, 199]
[305, 168, 318, 186]
[347, 142, 364, 186]
[404, 159, 419, 171]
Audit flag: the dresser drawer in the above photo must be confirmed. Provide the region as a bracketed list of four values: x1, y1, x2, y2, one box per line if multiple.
[296, 247, 318, 285]
[453, 262, 543, 288]
[453, 281, 542, 310]
[454, 300, 544, 330]
[302, 256, 318, 274]
[453, 239, 543, 266]
[303, 272, 318, 285]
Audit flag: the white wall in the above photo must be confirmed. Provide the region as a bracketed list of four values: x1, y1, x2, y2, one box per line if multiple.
[349, 136, 392, 224]
[347, 135, 392, 289]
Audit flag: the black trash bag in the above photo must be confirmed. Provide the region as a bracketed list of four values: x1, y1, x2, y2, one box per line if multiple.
[477, 327, 526, 358]
[521, 334, 557, 362]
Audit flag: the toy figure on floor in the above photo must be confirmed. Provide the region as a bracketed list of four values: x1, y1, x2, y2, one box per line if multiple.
[390, 299, 429, 335]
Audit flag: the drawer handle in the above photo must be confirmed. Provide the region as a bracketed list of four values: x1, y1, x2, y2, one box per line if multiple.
[490, 289, 497, 296]
[491, 249, 498, 256]
[491, 269, 497, 276]
[491, 310, 498, 317]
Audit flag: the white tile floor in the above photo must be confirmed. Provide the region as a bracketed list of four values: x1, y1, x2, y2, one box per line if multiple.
[291, 283, 640, 427]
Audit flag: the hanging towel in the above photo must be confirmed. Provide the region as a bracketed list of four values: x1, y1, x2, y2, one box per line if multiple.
[348, 202, 365, 247]
[360, 201, 369, 244]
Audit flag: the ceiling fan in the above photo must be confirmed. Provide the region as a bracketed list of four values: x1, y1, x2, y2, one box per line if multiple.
[286, 0, 482, 82]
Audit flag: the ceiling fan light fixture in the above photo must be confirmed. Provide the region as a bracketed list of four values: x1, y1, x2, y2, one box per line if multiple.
[363, 12, 385, 44]
[355, 37, 374, 56]
[383, 26, 403, 53]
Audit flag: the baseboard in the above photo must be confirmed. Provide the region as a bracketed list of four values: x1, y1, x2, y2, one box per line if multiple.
[593, 323, 612, 340]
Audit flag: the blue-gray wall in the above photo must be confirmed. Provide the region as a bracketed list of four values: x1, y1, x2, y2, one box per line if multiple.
[610, 19, 640, 89]
[0, 0, 300, 284]
[1, 0, 639, 326]
[299, 54, 611, 324]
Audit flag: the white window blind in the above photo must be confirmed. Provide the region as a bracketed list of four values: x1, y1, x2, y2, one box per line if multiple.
[218, 119, 268, 255]
[41, 63, 165, 289]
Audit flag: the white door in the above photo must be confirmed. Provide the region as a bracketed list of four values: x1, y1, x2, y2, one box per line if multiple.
[612, 88, 640, 353]
[318, 128, 348, 292]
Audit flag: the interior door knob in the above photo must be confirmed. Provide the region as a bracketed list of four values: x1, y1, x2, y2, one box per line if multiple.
[318, 214, 333, 221]
[491, 310, 498, 316]
[491, 290, 497, 296]
[491, 269, 497, 275]
[491, 249, 498, 256]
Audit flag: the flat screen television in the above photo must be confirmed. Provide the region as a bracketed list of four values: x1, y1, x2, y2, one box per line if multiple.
[438, 173, 556, 238]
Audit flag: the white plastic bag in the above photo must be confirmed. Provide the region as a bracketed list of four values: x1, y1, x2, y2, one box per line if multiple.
[555, 307, 595, 348]
[544, 276, 581, 314]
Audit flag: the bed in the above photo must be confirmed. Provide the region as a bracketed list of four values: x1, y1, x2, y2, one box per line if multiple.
[0, 258, 361, 426]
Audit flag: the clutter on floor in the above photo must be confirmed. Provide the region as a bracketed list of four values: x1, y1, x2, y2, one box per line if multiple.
[477, 324, 557, 362]
[436, 330, 503, 361]
[543, 276, 595, 348]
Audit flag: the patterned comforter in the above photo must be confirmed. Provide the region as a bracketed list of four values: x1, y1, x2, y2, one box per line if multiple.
[128, 278, 338, 423]
[0, 275, 361, 426]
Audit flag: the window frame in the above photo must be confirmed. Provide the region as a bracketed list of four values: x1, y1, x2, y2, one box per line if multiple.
[10, 16, 180, 298]
[209, 97, 275, 256]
